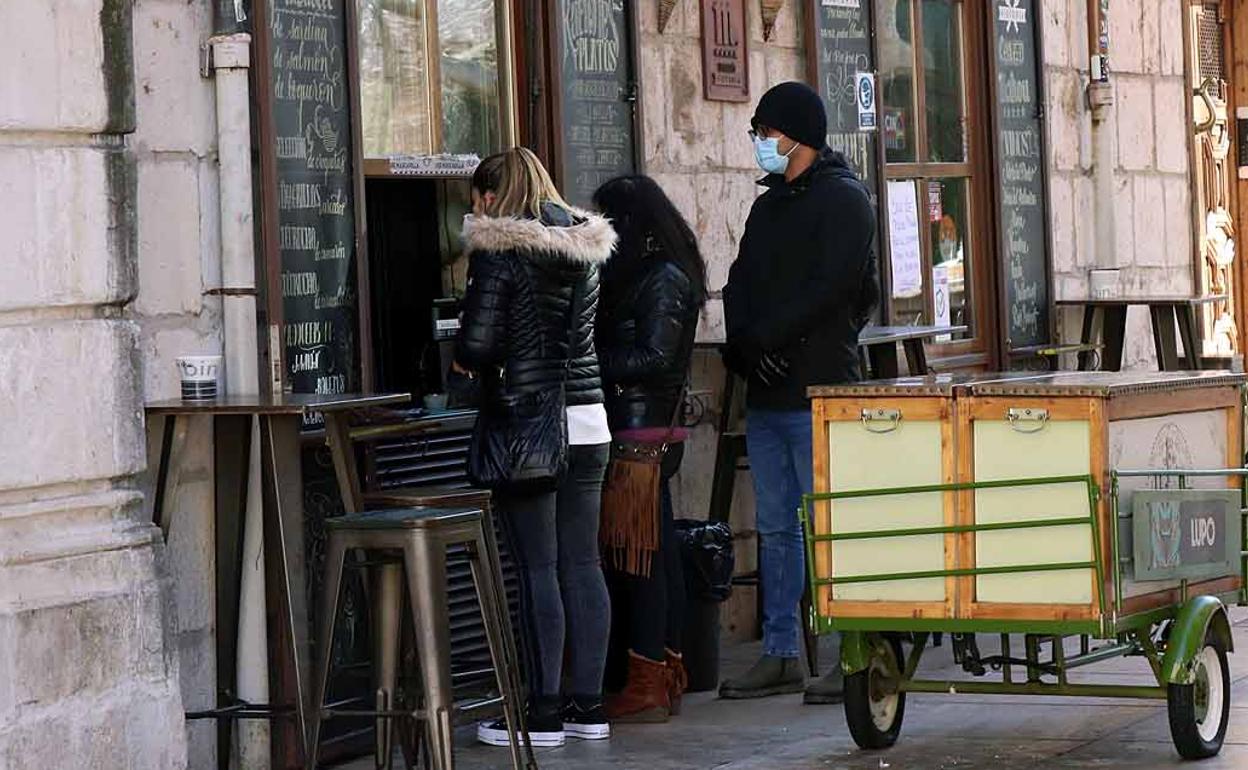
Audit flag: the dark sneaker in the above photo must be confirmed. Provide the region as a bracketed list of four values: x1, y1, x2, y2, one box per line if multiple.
[477, 710, 566, 748]
[803, 669, 845, 704]
[563, 697, 611, 740]
[718, 655, 805, 700]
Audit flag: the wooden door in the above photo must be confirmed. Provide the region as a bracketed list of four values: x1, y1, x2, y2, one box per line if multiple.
[1191, 1, 1238, 356]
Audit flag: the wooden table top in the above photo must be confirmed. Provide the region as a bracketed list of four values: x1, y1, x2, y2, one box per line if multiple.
[1055, 295, 1227, 307]
[693, 324, 968, 350]
[145, 392, 411, 416]
[859, 324, 968, 343]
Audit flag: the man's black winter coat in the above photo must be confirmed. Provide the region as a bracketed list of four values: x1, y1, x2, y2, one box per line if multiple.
[723, 149, 878, 410]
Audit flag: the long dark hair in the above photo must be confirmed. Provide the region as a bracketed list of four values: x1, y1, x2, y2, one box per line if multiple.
[592, 175, 708, 307]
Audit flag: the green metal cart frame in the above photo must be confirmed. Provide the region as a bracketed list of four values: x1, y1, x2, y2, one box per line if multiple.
[800, 467, 1246, 758]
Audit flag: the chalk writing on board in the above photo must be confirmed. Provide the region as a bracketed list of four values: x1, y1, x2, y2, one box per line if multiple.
[995, 0, 1048, 348]
[560, 0, 635, 206]
[271, 0, 358, 406]
[812, 2, 877, 200]
[887, 180, 922, 299]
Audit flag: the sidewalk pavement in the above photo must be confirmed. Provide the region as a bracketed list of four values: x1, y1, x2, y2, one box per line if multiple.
[337, 608, 1248, 769]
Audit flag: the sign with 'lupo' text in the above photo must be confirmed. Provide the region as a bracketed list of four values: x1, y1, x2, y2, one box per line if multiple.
[1131, 490, 1242, 582]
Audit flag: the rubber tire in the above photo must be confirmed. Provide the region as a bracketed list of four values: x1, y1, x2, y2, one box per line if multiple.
[844, 636, 906, 750]
[1167, 632, 1230, 760]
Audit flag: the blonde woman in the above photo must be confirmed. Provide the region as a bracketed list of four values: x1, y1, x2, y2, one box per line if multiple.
[454, 148, 617, 747]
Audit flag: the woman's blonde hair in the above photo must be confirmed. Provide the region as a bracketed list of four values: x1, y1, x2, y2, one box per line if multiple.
[471, 147, 570, 219]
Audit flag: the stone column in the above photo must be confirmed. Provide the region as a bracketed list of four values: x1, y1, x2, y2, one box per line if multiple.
[0, 2, 189, 767]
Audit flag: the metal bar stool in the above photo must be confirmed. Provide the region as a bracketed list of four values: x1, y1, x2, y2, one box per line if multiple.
[359, 486, 526, 767]
[308, 506, 533, 770]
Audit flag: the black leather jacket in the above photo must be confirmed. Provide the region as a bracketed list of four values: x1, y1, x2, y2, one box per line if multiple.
[597, 250, 697, 432]
[456, 203, 616, 406]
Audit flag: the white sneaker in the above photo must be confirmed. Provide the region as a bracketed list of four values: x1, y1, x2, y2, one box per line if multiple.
[477, 718, 566, 748]
[562, 700, 611, 740]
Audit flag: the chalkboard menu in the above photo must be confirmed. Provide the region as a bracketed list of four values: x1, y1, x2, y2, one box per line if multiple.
[810, 0, 878, 202]
[558, 0, 636, 207]
[269, 0, 359, 404]
[994, 0, 1050, 348]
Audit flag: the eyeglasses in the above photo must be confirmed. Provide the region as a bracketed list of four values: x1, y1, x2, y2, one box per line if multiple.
[748, 126, 774, 141]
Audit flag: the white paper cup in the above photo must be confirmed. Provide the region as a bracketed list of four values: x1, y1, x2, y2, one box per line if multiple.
[177, 355, 223, 400]
[1090, 269, 1120, 299]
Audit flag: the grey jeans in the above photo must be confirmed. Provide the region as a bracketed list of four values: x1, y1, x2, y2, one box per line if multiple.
[497, 443, 611, 699]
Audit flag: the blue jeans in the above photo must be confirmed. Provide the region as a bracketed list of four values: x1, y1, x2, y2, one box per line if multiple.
[746, 410, 812, 659]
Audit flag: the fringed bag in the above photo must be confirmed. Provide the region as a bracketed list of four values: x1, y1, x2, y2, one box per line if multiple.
[599, 386, 686, 576]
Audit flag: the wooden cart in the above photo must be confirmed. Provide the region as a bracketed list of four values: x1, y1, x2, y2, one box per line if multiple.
[805, 371, 1246, 759]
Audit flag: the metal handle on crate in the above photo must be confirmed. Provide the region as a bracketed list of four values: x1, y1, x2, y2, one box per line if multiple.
[1007, 407, 1049, 433]
[860, 407, 902, 433]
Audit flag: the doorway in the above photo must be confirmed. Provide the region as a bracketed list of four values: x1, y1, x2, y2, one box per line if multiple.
[1194, 0, 1239, 358]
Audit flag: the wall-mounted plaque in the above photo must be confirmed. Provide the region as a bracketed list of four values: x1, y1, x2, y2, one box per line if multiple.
[701, 0, 749, 102]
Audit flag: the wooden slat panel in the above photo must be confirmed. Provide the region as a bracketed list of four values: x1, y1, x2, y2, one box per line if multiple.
[814, 396, 954, 616]
[1107, 385, 1240, 420]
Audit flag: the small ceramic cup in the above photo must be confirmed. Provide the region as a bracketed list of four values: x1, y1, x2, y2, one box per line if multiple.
[176, 355, 223, 400]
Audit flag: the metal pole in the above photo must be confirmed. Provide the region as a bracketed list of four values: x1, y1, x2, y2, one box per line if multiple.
[207, 29, 269, 770]
[902, 680, 1167, 700]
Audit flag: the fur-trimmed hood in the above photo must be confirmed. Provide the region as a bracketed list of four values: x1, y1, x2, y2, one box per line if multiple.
[462, 204, 616, 265]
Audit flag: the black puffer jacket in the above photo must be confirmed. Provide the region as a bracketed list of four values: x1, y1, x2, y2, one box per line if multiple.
[456, 203, 616, 406]
[597, 248, 697, 432]
[723, 149, 878, 410]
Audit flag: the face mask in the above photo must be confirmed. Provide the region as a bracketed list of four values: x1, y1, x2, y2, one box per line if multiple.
[754, 136, 796, 174]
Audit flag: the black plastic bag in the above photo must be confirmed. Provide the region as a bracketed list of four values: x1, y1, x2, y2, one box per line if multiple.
[675, 519, 734, 603]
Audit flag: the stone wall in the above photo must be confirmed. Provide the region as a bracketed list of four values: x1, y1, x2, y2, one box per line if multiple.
[129, 1, 225, 766]
[1044, 0, 1194, 368]
[0, 1, 190, 767]
[637, 1, 806, 639]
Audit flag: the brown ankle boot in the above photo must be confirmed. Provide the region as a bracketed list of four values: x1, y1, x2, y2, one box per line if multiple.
[605, 651, 670, 723]
[666, 649, 688, 716]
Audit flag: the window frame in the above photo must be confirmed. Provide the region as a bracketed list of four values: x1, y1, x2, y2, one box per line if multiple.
[878, 0, 997, 366]
[354, 0, 520, 172]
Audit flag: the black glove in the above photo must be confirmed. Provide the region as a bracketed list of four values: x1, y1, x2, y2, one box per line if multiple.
[753, 352, 791, 387]
[722, 334, 762, 377]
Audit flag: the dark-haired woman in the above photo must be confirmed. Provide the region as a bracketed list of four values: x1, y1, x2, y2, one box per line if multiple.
[592, 175, 707, 723]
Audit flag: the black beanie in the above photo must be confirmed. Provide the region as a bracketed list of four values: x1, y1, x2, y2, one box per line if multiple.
[751, 81, 828, 149]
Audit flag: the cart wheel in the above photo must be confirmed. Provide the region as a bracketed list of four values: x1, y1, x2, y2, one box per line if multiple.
[1167, 631, 1230, 760]
[844, 636, 906, 750]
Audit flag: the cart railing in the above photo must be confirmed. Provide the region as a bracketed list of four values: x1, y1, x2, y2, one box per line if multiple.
[1109, 467, 1248, 611]
[800, 474, 1105, 628]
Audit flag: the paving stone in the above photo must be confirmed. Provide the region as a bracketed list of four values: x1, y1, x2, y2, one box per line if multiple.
[333, 612, 1248, 770]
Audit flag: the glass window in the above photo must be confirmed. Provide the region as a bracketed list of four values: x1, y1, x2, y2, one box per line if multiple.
[921, 0, 966, 162]
[879, 0, 916, 163]
[882, 0, 976, 346]
[438, 0, 502, 154]
[359, 1, 435, 157]
[930, 178, 971, 336]
[358, 0, 507, 158]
